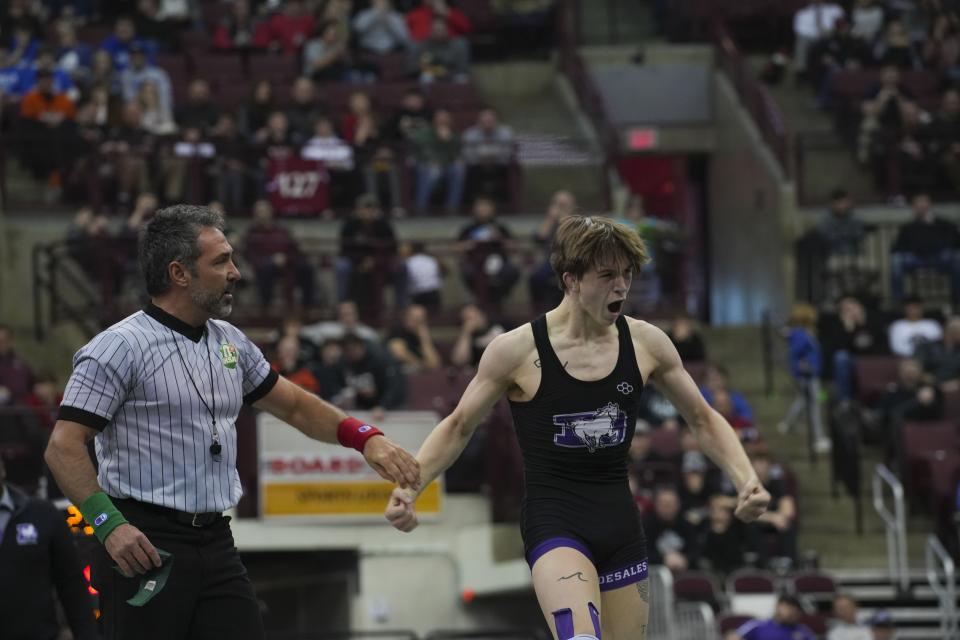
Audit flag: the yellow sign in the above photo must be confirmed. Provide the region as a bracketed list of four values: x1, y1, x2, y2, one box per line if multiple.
[262, 480, 442, 516]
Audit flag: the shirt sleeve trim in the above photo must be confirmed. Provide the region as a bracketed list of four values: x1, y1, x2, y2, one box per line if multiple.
[57, 405, 109, 431]
[244, 369, 279, 406]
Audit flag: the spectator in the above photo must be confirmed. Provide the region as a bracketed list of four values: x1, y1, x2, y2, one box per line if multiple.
[873, 19, 922, 70]
[18, 68, 77, 196]
[462, 106, 515, 204]
[731, 595, 815, 640]
[529, 189, 577, 311]
[827, 594, 871, 640]
[892, 102, 937, 196]
[637, 384, 682, 431]
[240, 79, 276, 140]
[53, 20, 93, 85]
[15, 47, 76, 99]
[642, 485, 698, 571]
[20, 371, 63, 431]
[700, 363, 754, 425]
[414, 16, 471, 82]
[402, 241, 445, 310]
[816, 188, 869, 257]
[667, 312, 707, 361]
[133, 0, 187, 51]
[243, 199, 316, 309]
[100, 16, 156, 71]
[271, 334, 321, 394]
[857, 65, 913, 164]
[284, 76, 326, 144]
[336, 193, 403, 307]
[793, 0, 845, 74]
[174, 78, 220, 133]
[302, 300, 382, 348]
[86, 49, 123, 98]
[302, 115, 357, 207]
[0, 325, 34, 406]
[136, 79, 176, 135]
[254, 110, 295, 160]
[254, 0, 316, 54]
[922, 12, 960, 77]
[342, 91, 399, 210]
[4, 21, 39, 68]
[269, 316, 320, 367]
[342, 332, 403, 417]
[313, 338, 348, 403]
[866, 611, 895, 640]
[303, 20, 353, 83]
[711, 389, 754, 433]
[353, 0, 410, 55]
[387, 304, 442, 372]
[0, 457, 99, 640]
[211, 112, 250, 213]
[678, 451, 712, 527]
[407, 0, 473, 42]
[694, 493, 762, 576]
[888, 296, 943, 357]
[456, 197, 520, 308]
[779, 303, 830, 452]
[917, 316, 960, 389]
[160, 125, 215, 201]
[387, 87, 432, 141]
[877, 357, 943, 452]
[752, 452, 798, 563]
[412, 108, 465, 215]
[212, 0, 264, 52]
[820, 294, 887, 401]
[932, 90, 960, 192]
[850, 0, 884, 43]
[451, 303, 505, 368]
[890, 192, 960, 304]
[120, 43, 172, 117]
[808, 17, 872, 108]
[65, 208, 116, 295]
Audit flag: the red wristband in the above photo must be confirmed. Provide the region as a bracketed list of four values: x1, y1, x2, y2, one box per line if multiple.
[337, 417, 384, 452]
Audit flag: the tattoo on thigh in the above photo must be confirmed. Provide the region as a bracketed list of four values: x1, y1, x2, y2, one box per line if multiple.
[637, 580, 649, 603]
[558, 572, 589, 583]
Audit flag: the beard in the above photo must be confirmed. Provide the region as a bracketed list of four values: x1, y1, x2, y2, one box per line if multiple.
[190, 284, 234, 319]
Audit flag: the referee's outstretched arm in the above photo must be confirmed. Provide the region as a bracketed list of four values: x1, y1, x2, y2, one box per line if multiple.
[252, 375, 421, 488]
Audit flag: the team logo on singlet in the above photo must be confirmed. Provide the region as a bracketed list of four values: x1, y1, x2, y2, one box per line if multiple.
[552, 402, 627, 453]
[219, 343, 238, 369]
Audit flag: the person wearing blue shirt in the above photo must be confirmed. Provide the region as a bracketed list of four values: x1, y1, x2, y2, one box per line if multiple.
[731, 596, 816, 640]
[700, 362, 755, 424]
[779, 303, 831, 453]
[100, 16, 157, 71]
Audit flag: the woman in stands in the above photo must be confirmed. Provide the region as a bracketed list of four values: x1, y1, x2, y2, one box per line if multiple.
[385, 215, 770, 639]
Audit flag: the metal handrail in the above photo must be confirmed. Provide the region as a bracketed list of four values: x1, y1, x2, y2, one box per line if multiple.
[647, 565, 676, 640]
[872, 464, 910, 594]
[925, 535, 958, 638]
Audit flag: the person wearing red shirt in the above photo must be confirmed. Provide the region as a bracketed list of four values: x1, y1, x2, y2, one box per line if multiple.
[243, 199, 317, 309]
[254, 0, 317, 54]
[406, 0, 473, 41]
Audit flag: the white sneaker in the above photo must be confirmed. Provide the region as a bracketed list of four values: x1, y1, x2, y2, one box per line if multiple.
[814, 438, 832, 453]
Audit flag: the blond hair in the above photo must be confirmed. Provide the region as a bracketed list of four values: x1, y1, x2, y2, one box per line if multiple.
[788, 303, 818, 330]
[550, 215, 650, 292]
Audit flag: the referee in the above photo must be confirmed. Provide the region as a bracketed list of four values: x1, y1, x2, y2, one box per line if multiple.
[44, 205, 420, 640]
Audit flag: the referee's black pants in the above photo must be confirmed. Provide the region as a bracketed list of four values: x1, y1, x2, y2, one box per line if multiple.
[91, 499, 264, 640]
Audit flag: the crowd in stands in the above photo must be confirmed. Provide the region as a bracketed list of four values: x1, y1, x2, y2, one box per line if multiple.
[785, 0, 960, 199]
[0, 0, 524, 215]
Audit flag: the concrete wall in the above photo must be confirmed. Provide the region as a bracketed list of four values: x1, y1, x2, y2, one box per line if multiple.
[708, 75, 796, 325]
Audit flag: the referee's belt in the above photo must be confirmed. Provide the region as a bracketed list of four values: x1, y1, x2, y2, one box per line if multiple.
[116, 499, 223, 528]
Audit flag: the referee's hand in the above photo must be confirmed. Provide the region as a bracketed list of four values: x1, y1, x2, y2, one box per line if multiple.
[105, 523, 163, 577]
[361, 435, 421, 490]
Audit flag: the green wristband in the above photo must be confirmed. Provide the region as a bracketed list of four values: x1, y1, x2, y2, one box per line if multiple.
[79, 491, 128, 544]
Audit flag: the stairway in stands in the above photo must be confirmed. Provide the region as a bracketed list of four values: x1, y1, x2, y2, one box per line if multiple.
[702, 325, 958, 637]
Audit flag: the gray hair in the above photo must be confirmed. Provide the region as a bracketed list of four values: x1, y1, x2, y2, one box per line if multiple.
[139, 205, 225, 296]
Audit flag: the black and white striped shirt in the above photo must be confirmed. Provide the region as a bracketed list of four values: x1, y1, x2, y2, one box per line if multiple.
[59, 304, 278, 513]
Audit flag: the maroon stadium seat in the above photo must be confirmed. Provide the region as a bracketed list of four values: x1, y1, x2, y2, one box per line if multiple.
[673, 570, 724, 612]
[246, 53, 300, 83]
[901, 420, 959, 499]
[727, 568, 778, 594]
[649, 427, 682, 459]
[853, 355, 900, 405]
[788, 570, 837, 604]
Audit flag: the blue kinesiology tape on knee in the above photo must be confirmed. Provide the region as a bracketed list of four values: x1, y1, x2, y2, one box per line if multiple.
[552, 608, 574, 640]
[588, 601, 600, 638]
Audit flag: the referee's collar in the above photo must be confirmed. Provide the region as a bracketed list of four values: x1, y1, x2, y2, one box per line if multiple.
[145, 303, 207, 342]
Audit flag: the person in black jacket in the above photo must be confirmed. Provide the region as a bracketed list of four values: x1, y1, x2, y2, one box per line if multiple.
[890, 192, 960, 303]
[0, 456, 97, 640]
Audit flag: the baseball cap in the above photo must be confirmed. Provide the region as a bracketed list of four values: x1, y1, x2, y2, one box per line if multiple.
[115, 548, 174, 607]
[778, 594, 803, 610]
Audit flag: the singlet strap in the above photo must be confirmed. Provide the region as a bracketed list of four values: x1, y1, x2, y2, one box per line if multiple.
[531, 315, 565, 375]
[616, 315, 645, 386]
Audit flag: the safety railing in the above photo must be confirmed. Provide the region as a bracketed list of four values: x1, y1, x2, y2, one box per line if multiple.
[647, 565, 677, 640]
[265, 632, 417, 640]
[675, 602, 717, 640]
[425, 631, 548, 640]
[925, 534, 958, 638]
[872, 464, 910, 595]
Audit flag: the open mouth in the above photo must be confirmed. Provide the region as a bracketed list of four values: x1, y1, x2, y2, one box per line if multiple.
[607, 300, 624, 313]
